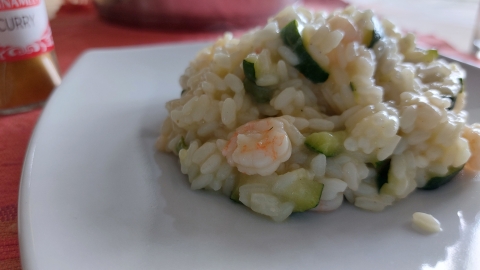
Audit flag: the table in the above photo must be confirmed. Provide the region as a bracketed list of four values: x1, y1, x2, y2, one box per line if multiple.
[0, 1, 478, 269]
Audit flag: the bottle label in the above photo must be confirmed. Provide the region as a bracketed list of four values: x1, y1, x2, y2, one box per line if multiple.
[0, 0, 54, 62]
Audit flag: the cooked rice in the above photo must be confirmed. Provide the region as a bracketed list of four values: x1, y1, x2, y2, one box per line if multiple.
[412, 212, 442, 234]
[156, 5, 480, 221]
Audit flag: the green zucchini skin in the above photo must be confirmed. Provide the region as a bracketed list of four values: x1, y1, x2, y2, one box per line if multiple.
[175, 136, 188, 154]
[419, 165, 464, 190]
[442, 95, 457, 111]
[363, 17, 383, 49]
[459, 78, 465, 93]
[230, 186, 240, 202]
[286, 179, 323, 212]
[375, 161, 464, 192]
[349, 82, 356, 92]
[375, 159, 391, 192]
[440, 77, 464, 111]
[280, 20, 329, 83]
[242, 60, 274, 103]
[424, 49, 439, 62]
[230, 171, 324, 213]
[367, 29, 382, 48]
[243, 59, 257, 82]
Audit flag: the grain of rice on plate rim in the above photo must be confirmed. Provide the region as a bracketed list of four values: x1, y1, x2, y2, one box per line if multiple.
[156, 5, 480, 222]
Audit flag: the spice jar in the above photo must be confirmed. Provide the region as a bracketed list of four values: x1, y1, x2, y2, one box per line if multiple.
[0, 0, 61, 115]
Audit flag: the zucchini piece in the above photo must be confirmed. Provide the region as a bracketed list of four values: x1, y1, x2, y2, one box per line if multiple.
[284, 180, 323, 212]
[230, 169, 324, 212]
[242, 59, 274, 103]
[230, 174, 270, 202]
[419, 165, 464, 190]
[440, 77, 464, 110]
[375, 162, 464, 192]
[304, 131, 346, 157]
[243, 79, 274, 104]
[273, 169, 324, 212]
[363, 29, 382, 49]
[243, 58, 257, 82]
[280, 20, 329, 83]
[375, 159, 391, 192]
[230, 186, 240, 202]
[424, 49, 439, 62]
[175, 136, 188, 154]
[404, 49, 438, 63]
[362, 17, 383, 48]
[441, 95, 457, 111]
[349, 82, 356, 92]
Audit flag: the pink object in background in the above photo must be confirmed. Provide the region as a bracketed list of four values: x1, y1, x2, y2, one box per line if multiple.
[93, 0, 299, 30]
[67, 0, 90, 4]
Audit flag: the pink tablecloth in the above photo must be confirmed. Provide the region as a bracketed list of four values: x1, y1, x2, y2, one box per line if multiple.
[1, 2, 478, 269]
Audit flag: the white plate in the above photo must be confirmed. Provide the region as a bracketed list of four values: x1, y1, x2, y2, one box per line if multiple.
[19, 42, 480, 270]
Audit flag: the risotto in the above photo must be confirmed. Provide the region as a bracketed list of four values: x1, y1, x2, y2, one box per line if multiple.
[156, 5, 480, 221]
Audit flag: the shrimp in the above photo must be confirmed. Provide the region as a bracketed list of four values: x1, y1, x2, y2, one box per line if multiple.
[463, 124, 480, 171]
[222, 117, 292, 176]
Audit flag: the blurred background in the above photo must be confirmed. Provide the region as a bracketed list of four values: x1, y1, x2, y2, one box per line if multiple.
[44, 0, 480, 74]
[347, 0, 479, 54]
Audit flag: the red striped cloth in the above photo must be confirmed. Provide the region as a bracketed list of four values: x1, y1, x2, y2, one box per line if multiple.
[0, 110, 40, 270]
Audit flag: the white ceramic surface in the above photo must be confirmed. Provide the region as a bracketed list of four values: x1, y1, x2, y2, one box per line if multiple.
[19, 42, 480, 270]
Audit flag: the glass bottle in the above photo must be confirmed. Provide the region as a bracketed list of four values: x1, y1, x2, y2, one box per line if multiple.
[0, 0, 61, 115]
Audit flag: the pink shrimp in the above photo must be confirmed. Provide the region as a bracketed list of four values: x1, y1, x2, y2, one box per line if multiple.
[222, 117, 292, 176]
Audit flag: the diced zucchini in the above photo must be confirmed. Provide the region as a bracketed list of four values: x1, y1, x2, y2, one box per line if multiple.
[304, 131, 346, 157]
[363, 29, 381, 49]
[349, 82, 356, 92]
[362, 17, 383, 48]
[424, 49, 439, 62]
[230, 174, 275, 202]
[230, 169, 323, 213]
[375, 161, 464, 192]
[441, 95, 457, 111]
[230, 187, 241, 202]
[275, 169, 324, 212]
[404, 49, 438, 63]
[243, 58, 257, 82]
[175, 136, 188, 154]
[375, 159, 391, 192]
[419, 165, 464, 190]
[459, 78, 465, 93]
[440, 77, 464, 110]
[280, 20, 329, 83]
[242, 59, 274, 103]
[243, 75, 274, 103]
